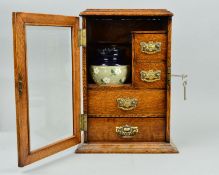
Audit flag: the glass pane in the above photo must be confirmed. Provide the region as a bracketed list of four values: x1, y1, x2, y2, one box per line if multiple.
[26, 26, 73, 151]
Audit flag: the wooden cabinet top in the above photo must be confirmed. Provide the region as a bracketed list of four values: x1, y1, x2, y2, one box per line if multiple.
[80, 9, 173, 17]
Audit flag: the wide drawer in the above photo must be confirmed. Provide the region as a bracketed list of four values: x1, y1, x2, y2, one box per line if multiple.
[87, 117, 166, 142]
[88, 89, 166, 117]
[132, 33, 167, 62]
[133, 62, 166, 88]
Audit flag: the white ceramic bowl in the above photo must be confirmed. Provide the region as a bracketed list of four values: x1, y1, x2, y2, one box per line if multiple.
[90, 65, 130, 85]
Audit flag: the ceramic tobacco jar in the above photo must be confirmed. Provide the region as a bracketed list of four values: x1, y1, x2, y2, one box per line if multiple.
[90, 45, 130, 85]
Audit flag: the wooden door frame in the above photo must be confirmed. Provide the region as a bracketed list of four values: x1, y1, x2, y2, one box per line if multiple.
[13, 12, 81, 167]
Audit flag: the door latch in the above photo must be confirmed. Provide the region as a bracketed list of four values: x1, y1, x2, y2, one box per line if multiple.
[18, 74, 23, 96]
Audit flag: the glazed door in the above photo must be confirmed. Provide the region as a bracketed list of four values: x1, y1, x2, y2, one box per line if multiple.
[13, 12, 81, 167]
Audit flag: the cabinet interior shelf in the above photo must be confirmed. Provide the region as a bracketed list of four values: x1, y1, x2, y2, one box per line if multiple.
[88, 84, 132, 90]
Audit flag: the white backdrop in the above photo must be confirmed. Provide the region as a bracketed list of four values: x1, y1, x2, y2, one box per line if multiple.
[0, 0, 219, 174]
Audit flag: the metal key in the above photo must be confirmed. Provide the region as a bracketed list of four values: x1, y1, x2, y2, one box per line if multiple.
[183, 80, 187, 100]
[171, 74, 188, 81]
[171, 74, 188, 100]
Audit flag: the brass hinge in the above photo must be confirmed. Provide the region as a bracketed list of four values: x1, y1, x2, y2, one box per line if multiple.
[80, 114, 87, 131]
[78, 29, 86, 47]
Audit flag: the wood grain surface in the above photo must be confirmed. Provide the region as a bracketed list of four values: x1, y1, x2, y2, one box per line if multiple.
[166, 17, 172, 142]
[133, 33, 167, 62]
[88, 89, 166, 116]
[80, 9, 173, 16]
[133, 62, 166, 89]
[76, 142, 178, 153]
[87, 118, 166, 142]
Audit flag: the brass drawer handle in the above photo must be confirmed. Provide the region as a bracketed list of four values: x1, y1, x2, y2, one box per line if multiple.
[116, 98, 138, 111]
[140, 70, 161, 82]
[140, 41, 161, 54]
[116, 125, 138, 138]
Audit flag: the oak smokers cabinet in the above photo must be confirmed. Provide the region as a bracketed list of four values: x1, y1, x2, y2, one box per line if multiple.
[13, 9, 178, 167]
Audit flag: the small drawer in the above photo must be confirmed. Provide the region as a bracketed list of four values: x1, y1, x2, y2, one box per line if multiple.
[88, 89, 166, 117]
[133, 62, 166, 88]
[87, 117, 166, 142]
[132, 32, 167, 62]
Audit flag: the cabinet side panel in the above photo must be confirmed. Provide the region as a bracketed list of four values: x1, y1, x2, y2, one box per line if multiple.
[166, 17, 172, 142]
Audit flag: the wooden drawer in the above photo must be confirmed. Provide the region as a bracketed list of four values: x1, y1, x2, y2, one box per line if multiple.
[132, 32, 167, 62]
[87, 118, 166, 142]
[133, 62, 166, 88]
[88, 89, 166, 117]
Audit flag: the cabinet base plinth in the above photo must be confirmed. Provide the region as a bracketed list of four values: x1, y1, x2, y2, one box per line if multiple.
[75, 142, 178, 153]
